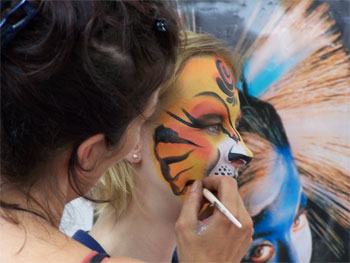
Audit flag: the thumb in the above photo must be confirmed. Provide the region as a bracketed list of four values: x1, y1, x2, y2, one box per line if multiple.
[177, 180, 203, 229]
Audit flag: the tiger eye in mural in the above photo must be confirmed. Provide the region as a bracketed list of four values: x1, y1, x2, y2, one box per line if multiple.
[152, 56, 253, 196]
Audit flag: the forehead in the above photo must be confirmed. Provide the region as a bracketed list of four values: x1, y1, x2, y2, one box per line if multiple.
[158, 55, 240, 124]
[175, 56, 230, 99]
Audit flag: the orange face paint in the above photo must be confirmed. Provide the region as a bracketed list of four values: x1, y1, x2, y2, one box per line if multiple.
[152, 56, 253, 198]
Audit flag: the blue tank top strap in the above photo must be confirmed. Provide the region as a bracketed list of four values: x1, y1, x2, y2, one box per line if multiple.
[73, 229, 107, 254]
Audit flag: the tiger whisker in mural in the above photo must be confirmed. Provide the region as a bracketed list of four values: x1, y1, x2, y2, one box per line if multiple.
[176, 0, 349, 261]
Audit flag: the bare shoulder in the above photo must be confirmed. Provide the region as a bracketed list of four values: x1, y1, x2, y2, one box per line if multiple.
[0, 216, 91, 262]
[0, 217, 145, 263]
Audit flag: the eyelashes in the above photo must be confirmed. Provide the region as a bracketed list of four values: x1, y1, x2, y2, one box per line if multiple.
[166, 109, 220, 129]
[167, 108, 241, 139]
[205, 123, 222, 135]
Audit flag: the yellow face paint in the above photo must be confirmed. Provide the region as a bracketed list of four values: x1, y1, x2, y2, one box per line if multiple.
[152, 56, 253, 198]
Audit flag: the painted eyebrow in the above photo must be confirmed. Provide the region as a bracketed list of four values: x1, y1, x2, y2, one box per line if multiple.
[167, 109, 216, 129]
[198, 113, 222, 123]
[194, 91, 234, 128]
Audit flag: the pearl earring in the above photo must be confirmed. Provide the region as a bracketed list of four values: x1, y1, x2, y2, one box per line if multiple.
[132, 154, 138, 159]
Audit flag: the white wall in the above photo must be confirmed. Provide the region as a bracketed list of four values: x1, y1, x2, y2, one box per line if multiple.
[59, 197, 94, 237]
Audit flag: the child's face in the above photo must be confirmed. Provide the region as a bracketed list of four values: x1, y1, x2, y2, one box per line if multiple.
[151, 56, 253, 198]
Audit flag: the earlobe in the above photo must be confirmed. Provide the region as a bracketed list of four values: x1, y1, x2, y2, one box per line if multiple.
[125, 142, 142, 164]
[77, 134, 106, 170]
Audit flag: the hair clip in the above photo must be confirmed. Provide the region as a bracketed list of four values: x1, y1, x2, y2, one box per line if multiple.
[154, 18, 167, 32]
[1, 0, 38, 49]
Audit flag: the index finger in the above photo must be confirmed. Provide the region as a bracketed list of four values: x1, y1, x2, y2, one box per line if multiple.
[177, 180, 203, 229]
[202, 175, 239, 210]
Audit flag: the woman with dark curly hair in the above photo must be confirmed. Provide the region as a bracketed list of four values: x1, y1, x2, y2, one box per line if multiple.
[0, 1, 253, 262]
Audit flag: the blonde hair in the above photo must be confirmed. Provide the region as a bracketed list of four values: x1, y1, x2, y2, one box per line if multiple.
[91, 31, 242, 216]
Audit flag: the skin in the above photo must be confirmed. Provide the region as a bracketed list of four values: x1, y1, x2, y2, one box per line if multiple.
[0, 91, 159, 263]
[152, 56, 253, 197]
[91, 56, 254, 262]
[241, 145, 312, 263]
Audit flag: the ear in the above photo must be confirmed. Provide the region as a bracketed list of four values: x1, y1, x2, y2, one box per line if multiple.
[77, 134, 107, 170]
[125, 142, 142, 164]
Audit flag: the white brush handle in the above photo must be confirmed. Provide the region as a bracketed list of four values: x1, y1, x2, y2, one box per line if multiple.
[203, 188, 242, 229]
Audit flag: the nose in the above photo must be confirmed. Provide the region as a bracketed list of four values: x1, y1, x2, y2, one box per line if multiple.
[228, 152, 252, 168]
[228, 141, 253, 168]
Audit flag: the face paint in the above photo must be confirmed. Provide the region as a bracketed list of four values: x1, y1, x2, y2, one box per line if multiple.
[152, 56, 253, 197]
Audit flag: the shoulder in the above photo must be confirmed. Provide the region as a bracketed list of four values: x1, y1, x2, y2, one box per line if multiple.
[0, 217, 89, 262]
[0, 218, 143, 263]
[78, 250, 144, 263]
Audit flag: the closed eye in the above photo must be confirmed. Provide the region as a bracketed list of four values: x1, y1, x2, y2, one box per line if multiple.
[205, 123, 222, 136]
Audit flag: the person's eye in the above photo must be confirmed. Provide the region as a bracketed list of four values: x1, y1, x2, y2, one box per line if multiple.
[205, 124, 221, 135]
[249, 241, 275, 262]
[292, 211, 307, 232]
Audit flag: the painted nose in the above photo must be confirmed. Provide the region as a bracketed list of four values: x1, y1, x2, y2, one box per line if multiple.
[228, 141, 253, 168]
[228, 153, 252, 168]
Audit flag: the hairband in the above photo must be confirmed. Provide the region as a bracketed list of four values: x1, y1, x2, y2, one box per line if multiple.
[1, 0, 38, 49]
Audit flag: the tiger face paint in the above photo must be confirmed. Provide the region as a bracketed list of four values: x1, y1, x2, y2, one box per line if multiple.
[152, 56, 253, 197]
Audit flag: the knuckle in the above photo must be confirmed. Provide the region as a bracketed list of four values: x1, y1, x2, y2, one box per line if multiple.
[175, 219, 189, 234]
[246, 216, 254, 229]
[248, 237, 253, 247]
[240, 216, 254, 236]
[222, 175, 231, 183]
[245, 222, 254, 238]
[247, 224, 254, 237]
[223, 176, 238, 188]
[230, 177, 238, 188]
[175, 220, 184, 232]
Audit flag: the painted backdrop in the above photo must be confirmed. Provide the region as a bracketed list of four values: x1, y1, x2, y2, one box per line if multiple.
[176, 0, 350, 262]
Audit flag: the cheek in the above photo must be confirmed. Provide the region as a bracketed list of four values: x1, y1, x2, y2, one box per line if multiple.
[169, 128, 220, 169]
[291, 216, 312, 262]
[151, 127, 221, 198]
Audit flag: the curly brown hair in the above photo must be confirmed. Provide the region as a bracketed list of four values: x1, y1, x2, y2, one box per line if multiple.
[1, 0, 180, 226]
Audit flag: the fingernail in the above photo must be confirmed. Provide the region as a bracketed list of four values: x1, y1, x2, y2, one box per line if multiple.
[190, 180, 199, 193]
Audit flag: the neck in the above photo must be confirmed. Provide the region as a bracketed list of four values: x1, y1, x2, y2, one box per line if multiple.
[91, 199, 177, 262]
[1, 184, 66, 228]
[0, 152, 72, 228]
